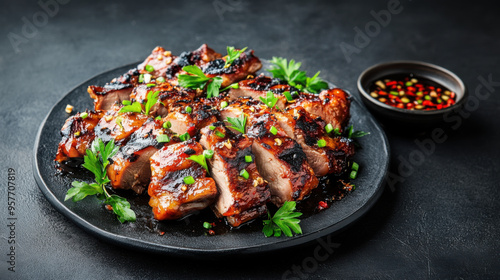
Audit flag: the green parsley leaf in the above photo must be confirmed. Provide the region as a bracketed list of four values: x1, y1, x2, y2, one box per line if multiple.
[220, 82, 239, 92]
[145, 90, 160, 116]
[305, 71, 329, 94]
[259, 91, 279, 109]
[225, 114, 247, 134]
[119, 101, 142, 114]
[207, 77, 223, 98]
[66, 138, 135, 223]
[224, 46, 248, 68]
[187, 154, 209, 174]
[106, 195, 136, 223]
[268, 57, 329, 94]
[178, 65, 211, 89]
[263, 201, 302, 237]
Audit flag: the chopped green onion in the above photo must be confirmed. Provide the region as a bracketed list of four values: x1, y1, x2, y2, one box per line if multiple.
[143, 74, 152, 83]
[405, 81, 413, 86]
[163, 121, 172, 129]
[215, 131, 225, 138]
[352, 162, 359, 171]
[349, 170, 357, 179]
[283, 91, 293, 102]
[155, 116, 161, 120]
[122, 100, 131, 106]
[156, 134, 170, 143]
[203, 222, 213, 229]
[209, 125, 216, 130]
[220, 101, 228, 109]
[179, 133, 190, 141]
[146, 83, 156, 87]
[270, 126, 278, 135]
[203, 149, 214, 159]
[186, 106, 192, 114]
[325, 123, 334, 134]
[390, 91, 399, 96]
[317, 139, 326, 148]
[138, 74, 144, 83]
[156, 77, 165, 83]
[245, 155, 253, 163]
[145, 64, 154, 72]
[80, 112, 88, 119]
[333, 128, 341, 136]
[184, 176, 195, 185]
[239, 169, 249, 179]
[425, 95, 431, 100]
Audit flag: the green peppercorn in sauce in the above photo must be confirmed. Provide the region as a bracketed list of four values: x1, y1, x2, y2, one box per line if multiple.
[369, 75, 457, 110]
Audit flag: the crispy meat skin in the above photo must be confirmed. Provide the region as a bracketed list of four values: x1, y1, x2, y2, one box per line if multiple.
[87, 68, 139, 111]
[199, 123, 270, 227]
[55, 110, 104, 164]
[94, 105, 149, 145]
[220, 99, 318, 206]
[275, 107, 355, 176]
[229, 75, 351, 131]
[148, 140, 218, 220]
[107, 118, 178, 194]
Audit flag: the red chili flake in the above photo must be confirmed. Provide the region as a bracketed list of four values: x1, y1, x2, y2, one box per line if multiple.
[105, 204, 113, 211]
[318, 201, 328, 210]
[386, 81, 397, 86]
[208, 229, 215, 236]
[159, 231, 165, 236]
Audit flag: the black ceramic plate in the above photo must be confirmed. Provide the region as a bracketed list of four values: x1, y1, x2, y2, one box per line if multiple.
[33, 62, 390, 257]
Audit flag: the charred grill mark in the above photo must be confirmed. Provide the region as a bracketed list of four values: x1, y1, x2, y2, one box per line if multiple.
[184, 148, 196, 155]
[278, 142, 307, 173]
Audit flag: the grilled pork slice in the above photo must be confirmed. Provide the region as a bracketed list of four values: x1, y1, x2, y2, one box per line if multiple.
[93, 105, 149, 145]
[274, 107, 355, 176]
[228, 74, 298, 110]
[87, 68, 140, 111]
[163, 44, 221, 84]
[202, 48, 262, 88]
[148, 140, 218, 220]
[55, 110, 104, 166]
[163, 97, 219, 136]
[88, 82, 134, 111]
[107, 118, 178, 194]
[221, 99, 318, 206]
[137, 46, 177, 77]
[199, 123, 270, 227]
[229, 75, 351, 131]
[290, 89, 351, 132]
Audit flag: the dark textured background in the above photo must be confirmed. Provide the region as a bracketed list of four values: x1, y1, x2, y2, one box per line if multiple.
[1, 0, 499, 279]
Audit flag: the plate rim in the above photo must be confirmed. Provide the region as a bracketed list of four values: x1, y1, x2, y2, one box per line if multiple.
[33, 61, 390, 257]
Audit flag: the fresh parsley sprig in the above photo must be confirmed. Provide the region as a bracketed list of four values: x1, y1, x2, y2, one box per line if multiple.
[224, 46, 248, 68]
[64, 138, 136, 223]
[263, 201, 303, 237]
[268, 57, 329, 94]
[225, 114, 247, 134]
[119, 90, 160, 116]
[259, 91, 279, 110]
[178, 65, 223, 98]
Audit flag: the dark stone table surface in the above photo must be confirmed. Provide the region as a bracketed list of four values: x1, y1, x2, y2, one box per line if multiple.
[0, 0, 498, 279]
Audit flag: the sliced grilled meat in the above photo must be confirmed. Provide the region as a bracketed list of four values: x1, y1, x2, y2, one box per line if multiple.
[148, 140, 218, 220]
[199, 123, 270, 227]
[163, 44, 221, 84]
[93, 105, 149, 145]
[87, 68, 140, 111]
[130, 83, 197, 117]
[163, 97, 219, 136]
[229, 75, 351, 131]
[274, 107, 355, 176]
[220, 99, 318, 206]
[55, 110, 104, 167]
[107, 118, 178, 194]
[290, 89, 351, 132]
[203, 48, 262, 88]
[228, 74, 298, 110]
[137, 46, 177, 77]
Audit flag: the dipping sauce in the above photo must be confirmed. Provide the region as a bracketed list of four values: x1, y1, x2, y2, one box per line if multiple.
[369, 75, 457, 110]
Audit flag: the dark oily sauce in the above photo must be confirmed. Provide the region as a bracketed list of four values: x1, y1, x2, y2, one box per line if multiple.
[123, 174, 354, 237]
[369, 74, 456, 110]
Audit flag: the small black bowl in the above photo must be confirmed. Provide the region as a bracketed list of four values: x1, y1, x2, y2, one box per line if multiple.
[357, 61, 467, 126]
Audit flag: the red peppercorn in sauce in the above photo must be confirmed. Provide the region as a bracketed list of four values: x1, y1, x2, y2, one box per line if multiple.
[369, 75, 457, 110]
